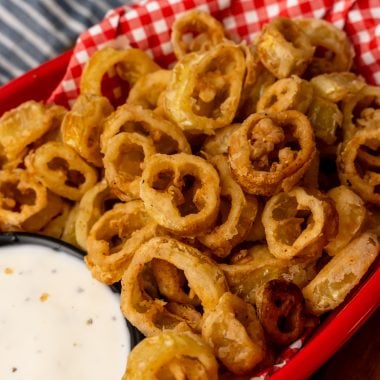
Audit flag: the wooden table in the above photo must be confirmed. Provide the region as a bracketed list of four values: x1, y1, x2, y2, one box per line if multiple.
[312, 308, 380, 379]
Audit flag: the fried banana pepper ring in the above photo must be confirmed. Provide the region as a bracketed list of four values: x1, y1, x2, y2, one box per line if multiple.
[164, 43, 245, 135]
[122, 330, 218, 380]
[151, 259, 200, 305]
[303, 232, 379, 315]
[80, 47, 160, 96]
[256, 18, 314, 79]
[255, 279, 305, 346]
[228, 111, 316, 196]
[0, 101, 65, 161]
[85, 200, 159, 284]
[262, 187, 338, 259]
[101, 104, 190, 155]
[127, 69, 172, 111]
[202, 124, 240, 157]
[310, 72, 365, 103]
[307, 96, 343, 145]
[325, 186, 366, 256]
[342, 85, 380, 141]
[257, 75, 313, 114]
[296, 18, 354, 76]
[75, 179, 118, 251]
[61, 94, 113, 167]
[25, 141, 98, 201]
[198, 155, 258, 257]
[338, 125, 380, 204]
[140, 153, 220, 235]
[120, 237, 228, 336]
[171, 9, 225, 59]
[0, 169, 48, 229]
[220, 244, 317, 305]
[103, 132, 156, 201]
[202, 292, 266, 375]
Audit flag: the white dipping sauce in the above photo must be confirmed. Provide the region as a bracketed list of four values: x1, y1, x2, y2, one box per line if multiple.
[0, 244, 130, 380]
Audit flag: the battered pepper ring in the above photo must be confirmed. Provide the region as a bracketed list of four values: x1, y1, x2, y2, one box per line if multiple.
[127, 70, 172, 111]
[122, 330, 218, 380]
[164, 42, 246, 135]
[61, 94, 114, 167]
[103, 132, 156, 201]
[25, 141, 98, 201]
[257, 75, 313, 114]
[0, 169, 48, 229]
[85, 200, 159, 284]
[80, 47, 160, 96]
[256, 18, 314, 79]
[75, 180, 118, 251]
[255, 279, 306, 346]
[171, 9, 225, 59]
[140, 153, 220, 236]
[198, 155, 258, 257]
[338, 126, 380, 205]
[228, 111, 316, 196]
[101, 104, 190, 156]
[120, 237, 228, 336]
[262, 187, 338, 259]
[202, 292, 266, 375]
[296, 18, 354, 76]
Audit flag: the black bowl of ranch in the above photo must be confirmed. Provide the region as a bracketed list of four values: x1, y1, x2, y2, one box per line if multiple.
[0, 232, 140, 380]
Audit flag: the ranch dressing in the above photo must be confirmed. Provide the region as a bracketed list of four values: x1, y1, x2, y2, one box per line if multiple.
[0, 244, 130, 380]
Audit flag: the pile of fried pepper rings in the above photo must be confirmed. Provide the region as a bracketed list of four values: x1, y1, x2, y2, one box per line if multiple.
[0, 10, 379, 379]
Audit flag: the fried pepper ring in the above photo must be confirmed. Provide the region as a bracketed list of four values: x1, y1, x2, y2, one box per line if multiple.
[61, 94, 114, 167]
[171, 9, 225, 59]
[0, 101, 66, 161]
[25, 141, 98, 201]
[302, 232, 379, 315]
[120, 237, 228, 336]
[338, 126, 380, 204]
[220, 244, 317, 305]
[342, 85, 380, 141]
[80, 47, 160, 96]
[75, 179, 118, 251]
[307, 96, 343, 145]
[310, 72, 365, 103]
[228, 111, 316, 196]
[296, 18, 354, 76]
[262, 187, 338, 259]
[122, 330, 218, 380]
[202, 124, 240, 157]
[325, 186, 366, 256]
[164, 42, 245, 135]
[257, 75, 313, 114]
[255, 279, 305, 346]
[85, 200, 159, 285]
[198, 155, 258, 257]
[103, 132, 156, 201]
[256, 18, 314, 79]
[202, 292, 266, 375]
[127, 69, 172, 111]
[101, 104, 190, 155]
[0, 169, 48, 229]
[151, 259, 200, 305]
[140, 153, 220, 236]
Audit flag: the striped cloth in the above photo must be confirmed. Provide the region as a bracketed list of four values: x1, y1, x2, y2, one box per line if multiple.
[0, 0, 130, 85]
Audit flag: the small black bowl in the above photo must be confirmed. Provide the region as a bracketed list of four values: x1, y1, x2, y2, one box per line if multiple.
[0, 231, 143, 348]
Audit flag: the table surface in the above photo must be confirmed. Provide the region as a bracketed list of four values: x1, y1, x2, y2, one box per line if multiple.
[312, 308, 380, 379]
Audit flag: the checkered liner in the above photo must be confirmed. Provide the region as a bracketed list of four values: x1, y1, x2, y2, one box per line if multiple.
[47, 0, 380, 378]
[48, 0, 380, 108]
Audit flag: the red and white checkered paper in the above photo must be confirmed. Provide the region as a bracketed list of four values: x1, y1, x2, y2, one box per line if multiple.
[48, 0, 380, 108]
[46, 0, 380, 378]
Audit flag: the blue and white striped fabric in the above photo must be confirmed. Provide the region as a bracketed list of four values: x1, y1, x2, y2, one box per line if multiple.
[0, 0, 131, 85]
